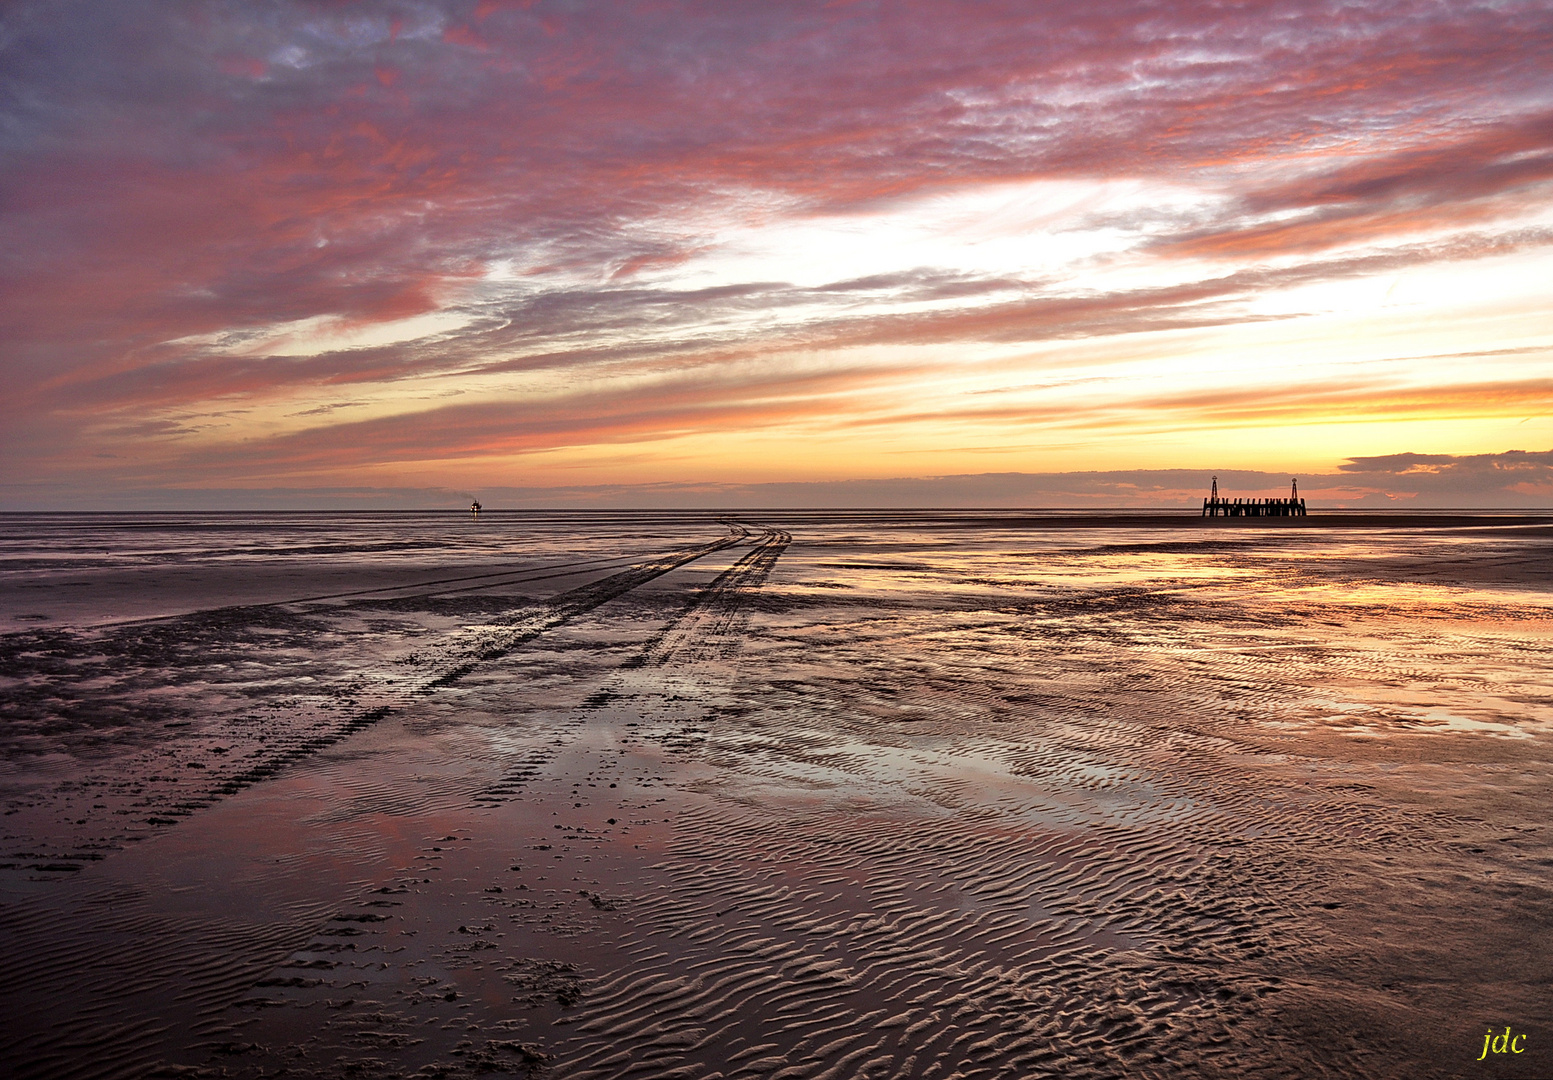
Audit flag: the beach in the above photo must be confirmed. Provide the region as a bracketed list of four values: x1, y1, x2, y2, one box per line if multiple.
[1, 510, 1550, 1079]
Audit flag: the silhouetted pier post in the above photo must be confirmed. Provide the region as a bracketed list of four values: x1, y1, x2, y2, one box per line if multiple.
[1203, 477, 1306, 517]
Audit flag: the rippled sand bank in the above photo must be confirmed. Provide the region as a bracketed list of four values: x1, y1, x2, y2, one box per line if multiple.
[2, 512, 1550, 1079]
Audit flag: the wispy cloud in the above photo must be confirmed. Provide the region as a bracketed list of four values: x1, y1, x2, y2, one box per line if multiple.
[3, 1, 1552, 503]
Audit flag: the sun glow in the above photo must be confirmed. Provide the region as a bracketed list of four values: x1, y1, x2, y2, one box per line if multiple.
[5, 1, 1553, 508]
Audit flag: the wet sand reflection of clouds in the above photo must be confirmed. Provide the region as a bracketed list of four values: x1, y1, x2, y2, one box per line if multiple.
[0, 511, 1550, 1080]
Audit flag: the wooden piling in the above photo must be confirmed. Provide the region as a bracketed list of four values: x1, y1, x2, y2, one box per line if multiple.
[1202, 477, 1306, 517]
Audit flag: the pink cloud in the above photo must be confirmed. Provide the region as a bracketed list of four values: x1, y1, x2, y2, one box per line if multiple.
[217, 54, 267, 79]
[5, 0, 1553, 499]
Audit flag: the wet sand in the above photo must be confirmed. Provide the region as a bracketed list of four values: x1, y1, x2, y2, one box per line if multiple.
[1, 510, 1550, 1079]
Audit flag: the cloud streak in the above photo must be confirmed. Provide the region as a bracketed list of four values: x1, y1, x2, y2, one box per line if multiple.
[3, 0, 1552, 502]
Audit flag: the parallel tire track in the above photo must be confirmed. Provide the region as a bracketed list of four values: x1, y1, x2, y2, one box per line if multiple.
[473, 527, 790, 804]
[201, 529, 757, 801]
[2, 527, 755, 871]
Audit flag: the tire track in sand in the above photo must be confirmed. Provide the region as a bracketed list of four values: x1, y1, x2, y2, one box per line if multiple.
[0, 528, 763, 1080]
[1, 527, 754, 878]
[471, 526, 790, 805]
[174, 526, 793, 1079]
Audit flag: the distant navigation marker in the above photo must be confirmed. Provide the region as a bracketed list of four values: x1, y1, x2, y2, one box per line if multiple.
[1203, 476, 1306, 517]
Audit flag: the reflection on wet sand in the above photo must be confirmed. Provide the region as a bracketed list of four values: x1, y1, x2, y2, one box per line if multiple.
[1, 511, 1550, 1079]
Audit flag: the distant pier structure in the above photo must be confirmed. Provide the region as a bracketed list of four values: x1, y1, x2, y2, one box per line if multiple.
[1202, 476, 1306, 517]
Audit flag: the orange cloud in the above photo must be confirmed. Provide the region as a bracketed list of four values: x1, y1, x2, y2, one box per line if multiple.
[6, 0, 1553, 503]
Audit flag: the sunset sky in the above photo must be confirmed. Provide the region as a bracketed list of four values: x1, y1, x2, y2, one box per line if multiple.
[3, 0, 1552, 508]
